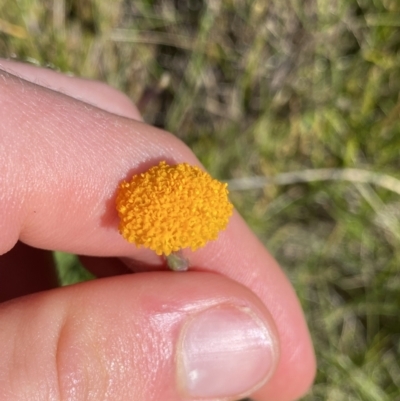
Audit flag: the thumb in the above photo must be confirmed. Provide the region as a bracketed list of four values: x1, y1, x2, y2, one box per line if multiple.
[0, 272, 279, 401]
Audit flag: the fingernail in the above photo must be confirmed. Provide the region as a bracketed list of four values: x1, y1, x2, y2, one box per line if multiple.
[177, 304, 278, 399]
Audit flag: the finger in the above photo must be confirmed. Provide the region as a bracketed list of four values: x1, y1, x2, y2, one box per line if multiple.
[0, 69, 193, 258]
[0, 69, 315, 400]
[0, 272, 279, 401]
[0, 60, 145, 282]
[0, 242, 58, 302]
[0, 58, 142, 120]
[0, 60, 142, 291]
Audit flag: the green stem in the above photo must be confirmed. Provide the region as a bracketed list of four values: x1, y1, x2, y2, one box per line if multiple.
[166, 251, 189, 271]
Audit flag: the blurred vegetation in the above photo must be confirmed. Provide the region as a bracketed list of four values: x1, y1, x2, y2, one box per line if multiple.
[2, 0, 400, 399]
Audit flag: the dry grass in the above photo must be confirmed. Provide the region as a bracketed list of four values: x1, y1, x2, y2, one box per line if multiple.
[2, 0, 400, 399]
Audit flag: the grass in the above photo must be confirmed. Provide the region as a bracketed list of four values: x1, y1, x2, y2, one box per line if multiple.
[2, 0, 400, 399]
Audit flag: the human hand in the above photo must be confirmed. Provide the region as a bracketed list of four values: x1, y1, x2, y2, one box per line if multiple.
[0, 59, 315, 401]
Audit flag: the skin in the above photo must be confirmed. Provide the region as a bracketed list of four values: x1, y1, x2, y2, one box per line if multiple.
[0, 59, 316, 401]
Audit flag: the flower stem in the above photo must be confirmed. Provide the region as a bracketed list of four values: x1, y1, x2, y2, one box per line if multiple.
[166, 250, 189, 271]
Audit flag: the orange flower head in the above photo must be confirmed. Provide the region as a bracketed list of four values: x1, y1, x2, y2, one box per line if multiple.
[116, 161, 233, 256]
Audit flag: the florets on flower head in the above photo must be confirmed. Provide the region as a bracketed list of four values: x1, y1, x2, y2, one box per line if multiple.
[116, 161, 233, 255]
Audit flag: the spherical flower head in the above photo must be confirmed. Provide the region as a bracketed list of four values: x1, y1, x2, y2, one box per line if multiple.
[116, 161, 233, 256]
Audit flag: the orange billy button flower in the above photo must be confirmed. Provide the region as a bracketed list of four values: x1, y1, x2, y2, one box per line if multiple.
[116, 161, 233, 271]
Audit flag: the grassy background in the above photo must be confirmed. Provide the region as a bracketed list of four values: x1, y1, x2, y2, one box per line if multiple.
[2, 0, 400, 399]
